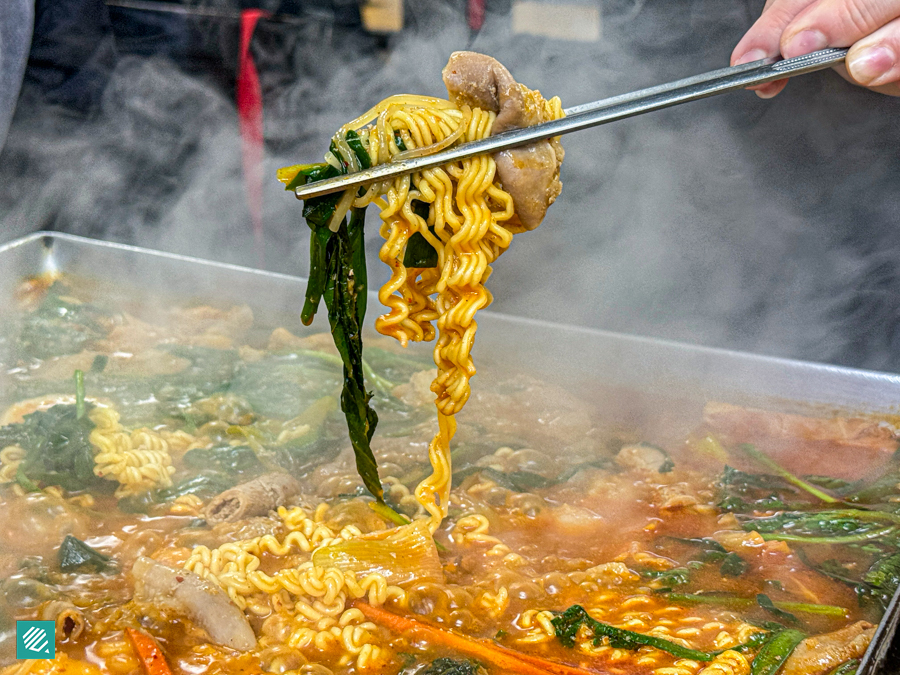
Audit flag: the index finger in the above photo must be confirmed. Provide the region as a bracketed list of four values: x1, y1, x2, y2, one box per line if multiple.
[731, 0, 819, 98]
[781, 0, 900, 57]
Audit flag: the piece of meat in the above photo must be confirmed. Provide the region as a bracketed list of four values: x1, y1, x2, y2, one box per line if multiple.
[616, 443, 671, 473]
[704, 402, 897, 448]
[703, 401, 898, 480]
[782, 621, 876, 675]
[132, 556, 256, 651]
[442, 51, 564, 231]
[204, 472, 301, 525]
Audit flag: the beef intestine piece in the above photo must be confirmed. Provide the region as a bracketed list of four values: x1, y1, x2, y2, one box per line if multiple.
[782, 621, 875, 675]
[204, 472, 301, 525]
[442, 51, 564, 231]
[132, 556, 257, 651]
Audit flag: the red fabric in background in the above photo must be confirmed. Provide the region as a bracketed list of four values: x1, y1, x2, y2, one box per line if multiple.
[237, 9, 270, 267]
[467, 0, 485, 31]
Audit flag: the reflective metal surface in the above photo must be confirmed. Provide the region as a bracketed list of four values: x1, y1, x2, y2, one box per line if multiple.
[293, 49, 848, 200]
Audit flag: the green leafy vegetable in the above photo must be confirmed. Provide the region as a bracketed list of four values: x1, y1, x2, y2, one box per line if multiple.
[668, 537, 749, 578]
[743, 509, 900, 544]
[862, 552, 900, 609]
[418, 658, 485, 675]
[74, 369, 86, 419]
[230, 352, 341, 420]
[403, 201, 439, 268]
[90, 354, 108, 373]
[58, 535, 112, 573]
[749, 629, 806, 675]
[16, 282, 110, 359]
[826, 659, 860, 675]
[0, 403, 106, 492]
[717, 465, 799, 513]
[551, 605, 717, 661]
[645, 567, 693, 590]
[756, 593, 801, 626]
[183, 445, 264, 476]
[738, 444, 839, 503]
[403, 229, 440, 268]
[721, 552, 750, 576]
[665, 593, 847, 617]
[293, 158, 384, 502]
[345, 130, 372, 169]
[451, 466, 554, 492]
[118, 471, 235, 513]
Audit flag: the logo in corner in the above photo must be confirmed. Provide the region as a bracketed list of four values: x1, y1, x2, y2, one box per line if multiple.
[17, 621, 55, 659]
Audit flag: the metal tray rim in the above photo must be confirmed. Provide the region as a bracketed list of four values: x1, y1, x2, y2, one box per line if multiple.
[6, 230, 900, 392]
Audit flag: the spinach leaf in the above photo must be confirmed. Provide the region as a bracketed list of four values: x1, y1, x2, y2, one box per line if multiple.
[183, 444, 263, 476]
[862, 552, 900, 609]
[742, 509, 900, 544]
[756, 594, 801, 626]
[118, 471, 235, 513]
[0, 403, 107, 492]
[826, 659, 860, 675]
[294, 160, 383, 502]
[418, 659, 485, 675]
[229, 352, 341, 420]
[551, 605, 717, 661]
[451, 466, 554, 492]
[58, 535, 112, 573]
[670, 537, 749, 577]
[403, 202, 439, 268]
[16, 282, 110, 359]
[644, 566, 693, 590]
[345, 130, 372, 169]
[749, 629, 806, 675]
[322, 208, 382, 500]
[721, 552, 751, 577]
[403, 230, 440, 268]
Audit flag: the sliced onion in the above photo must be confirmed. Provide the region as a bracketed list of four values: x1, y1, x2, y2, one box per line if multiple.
[340, 94, 459, 135]
[326, 189, 357, 232]
[324, 151, 343, 172]
[312, 519, 443, 585]
[392, 107, 470, 162]
[332, 133, 361, 173]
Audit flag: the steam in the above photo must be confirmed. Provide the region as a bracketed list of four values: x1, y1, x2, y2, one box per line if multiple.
[1, 0, 899, 371]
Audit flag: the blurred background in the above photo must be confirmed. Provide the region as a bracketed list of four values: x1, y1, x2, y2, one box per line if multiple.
[1, 0, 899, 372]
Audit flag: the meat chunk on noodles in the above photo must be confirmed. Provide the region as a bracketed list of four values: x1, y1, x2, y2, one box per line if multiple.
[782, 621, 876, 675]
[204, 472, 301, 525]
[442, 51, 564, 231]
[132, 556, 256, 651]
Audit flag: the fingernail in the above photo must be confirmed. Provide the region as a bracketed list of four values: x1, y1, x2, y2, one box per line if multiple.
[755, 87, 780, 99]
[734, 48, 768, 65]
[848, 45, 896, 84]
[782, 29, 827, 58]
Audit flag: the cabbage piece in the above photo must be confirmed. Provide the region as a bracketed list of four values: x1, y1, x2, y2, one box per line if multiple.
[312, 519, 443, 585]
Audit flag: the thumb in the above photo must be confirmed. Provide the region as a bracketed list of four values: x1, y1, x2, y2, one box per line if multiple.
[781, 0, 900, 57]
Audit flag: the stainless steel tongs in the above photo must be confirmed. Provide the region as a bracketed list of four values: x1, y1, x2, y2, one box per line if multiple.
[292, 48, 848, 201]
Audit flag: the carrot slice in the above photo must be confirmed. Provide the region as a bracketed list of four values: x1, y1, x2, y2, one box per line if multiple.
[353, 601, 597, 675]
[126, 627, 174, 675]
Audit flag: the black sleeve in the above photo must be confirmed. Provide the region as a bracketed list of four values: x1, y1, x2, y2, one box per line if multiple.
[25, 0, 118, 114]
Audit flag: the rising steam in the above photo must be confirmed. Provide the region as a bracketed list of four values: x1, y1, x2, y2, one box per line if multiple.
[1, 0, 899, 371]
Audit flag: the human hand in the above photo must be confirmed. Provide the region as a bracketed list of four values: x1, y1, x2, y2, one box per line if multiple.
[731, 0, 900, 97]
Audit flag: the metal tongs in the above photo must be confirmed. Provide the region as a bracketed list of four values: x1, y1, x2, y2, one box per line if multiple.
[293, 48, 847, 201]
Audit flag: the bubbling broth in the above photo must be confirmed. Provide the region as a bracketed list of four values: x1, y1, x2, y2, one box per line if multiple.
[0, 273, 897, 675]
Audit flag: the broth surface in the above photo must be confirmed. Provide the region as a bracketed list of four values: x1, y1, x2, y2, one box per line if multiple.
[0, 275, 897, 675]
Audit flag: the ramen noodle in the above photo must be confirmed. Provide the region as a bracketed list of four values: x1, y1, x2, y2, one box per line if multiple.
[281, 51, 565, 531]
